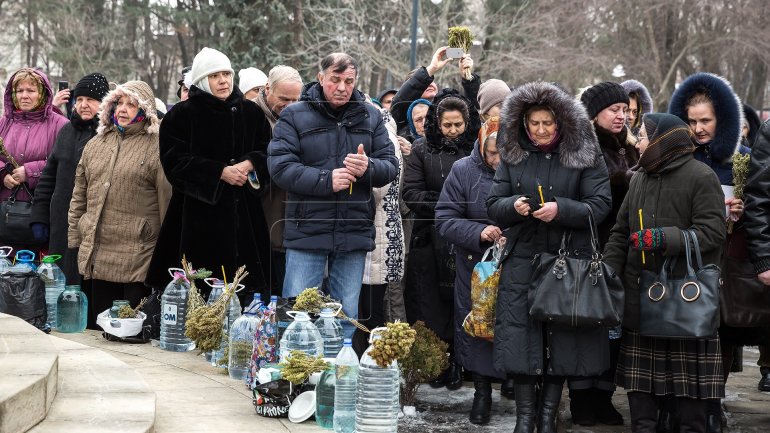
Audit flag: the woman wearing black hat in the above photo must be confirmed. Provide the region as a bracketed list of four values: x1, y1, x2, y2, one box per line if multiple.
[30, 73, 110, 284]
[568, 81, 639, 427]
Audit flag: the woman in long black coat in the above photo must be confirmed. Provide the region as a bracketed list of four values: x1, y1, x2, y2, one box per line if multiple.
[486, 82, 612, 433]
[436, 117, 504, 425]
[402, 88, 480, 390]
[146, 48, 271, 302]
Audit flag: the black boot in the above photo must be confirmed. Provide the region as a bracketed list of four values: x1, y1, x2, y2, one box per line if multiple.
[429, 368, 447, 388]
[501, 377, 516, 399]
[628, 391, 658, 432]
[445, 361, 464, 390]
[538, 382, 562, 433]
[705, 399, 723, 433]
[657, 394, 679, 433]
[677, 397, 708, 433]
[758, 367, 770, 392]
[513, 383, 537, 433]
[594, 388, 624, 425]
[469, 374, 492, 425]
[568, 388, 595, 426]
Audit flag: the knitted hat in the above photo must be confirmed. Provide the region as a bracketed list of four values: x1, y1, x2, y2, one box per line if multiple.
[72, 73, 110, 101]
[580, 81, 630, 119]
[238, 67, 268, 95]
[478, 79, 510, 116]
[377, 88, 397, 101]
[190, 47, 234, 89]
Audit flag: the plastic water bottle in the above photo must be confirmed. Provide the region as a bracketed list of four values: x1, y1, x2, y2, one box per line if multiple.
[279, 311, 323, 362]
[248, 295, 278, 388]
[37, 255, 65, 330]
[205, 279, 242, 367]
[160, 268, 195, 352]
[56, 285, 88, 333]
[315, 306, 344, 358]
[316, 362, 336, 429]
[333, 339, 358, 433]
[228, 293, 261, 381]
[13, 250, 37, 272]
[0, 246, 13, 273]
[355, 329, 400, 433]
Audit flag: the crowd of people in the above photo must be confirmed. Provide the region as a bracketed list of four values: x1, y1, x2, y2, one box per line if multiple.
[2, 44, 770, 433]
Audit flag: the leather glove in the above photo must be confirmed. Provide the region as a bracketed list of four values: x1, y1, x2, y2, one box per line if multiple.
[31, 223, 49, 243]
[630, 228, 666, 251]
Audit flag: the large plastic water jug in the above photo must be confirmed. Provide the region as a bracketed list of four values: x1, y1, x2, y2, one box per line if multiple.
[279, 311, 323, 362]
[204, 278, 242, 366]
[315, 305, 344, 358]
[159, 268, 195, 352]
[355, 328, 400, 433]
[37, 255, 65, 330]
[227, 292, 261, 381]
[0, 246, 13, 273]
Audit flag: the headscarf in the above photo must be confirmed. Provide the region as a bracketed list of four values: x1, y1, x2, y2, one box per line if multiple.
[478, 116, 499, 157]
[112, 108, 146, 135]
[12, 69, 46, 111]
[637, 113, 695, 173]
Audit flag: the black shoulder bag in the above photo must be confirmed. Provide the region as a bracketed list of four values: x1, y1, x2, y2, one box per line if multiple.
[529, 204, 625, 327]
[638, 230, 721, 338]
[0, 182, 37, 245]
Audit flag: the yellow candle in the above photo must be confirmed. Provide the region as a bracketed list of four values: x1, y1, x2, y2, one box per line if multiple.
[538, 185, 545, 205]
[638, 208, 646, 265]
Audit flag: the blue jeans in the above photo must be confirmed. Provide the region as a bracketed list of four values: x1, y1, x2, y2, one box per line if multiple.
[283, 249, 367, 338]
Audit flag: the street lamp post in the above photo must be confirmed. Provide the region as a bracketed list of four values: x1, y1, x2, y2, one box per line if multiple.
[410, 0, 419, 71]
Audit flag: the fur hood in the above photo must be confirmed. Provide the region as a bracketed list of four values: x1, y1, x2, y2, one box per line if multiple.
[97, 80, 160, 136]
[498, 81, 601, 169]
[621, 79, 654, 115]
[668, 72, 743, 163]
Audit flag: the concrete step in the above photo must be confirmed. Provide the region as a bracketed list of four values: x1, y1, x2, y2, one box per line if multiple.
[0, 313, 156, 433]
[0, 313, 58, 433]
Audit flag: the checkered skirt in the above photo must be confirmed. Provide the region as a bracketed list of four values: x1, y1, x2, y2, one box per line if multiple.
[615, 329, 724, 399]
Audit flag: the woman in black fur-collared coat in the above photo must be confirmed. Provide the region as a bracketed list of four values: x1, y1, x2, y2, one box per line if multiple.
[146, 48, 272, 303]
[486, 82, 612, 433]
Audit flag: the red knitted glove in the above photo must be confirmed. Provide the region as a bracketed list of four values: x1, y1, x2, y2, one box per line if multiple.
[630, 228, 666, 251]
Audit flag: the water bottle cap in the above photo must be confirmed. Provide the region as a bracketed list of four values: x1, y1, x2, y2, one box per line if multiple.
[15, 250, 35, 262]
[253, 293, 261, 301]
[319, 307, 334, 317]
[42, 254, 61, 264]
[343, 338, 352, 346]
[270, 295, 278, 302]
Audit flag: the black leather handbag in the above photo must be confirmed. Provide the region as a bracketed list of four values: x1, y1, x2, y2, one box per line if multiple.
[638, 230, 720, 338]
[0, 182, 36, 245]
[529, 205, 625, 327]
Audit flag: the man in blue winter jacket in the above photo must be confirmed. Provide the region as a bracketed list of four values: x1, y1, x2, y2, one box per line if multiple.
[267, 52, 398, 338]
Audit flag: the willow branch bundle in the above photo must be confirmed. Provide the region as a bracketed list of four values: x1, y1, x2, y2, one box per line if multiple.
[182, 256, 206, 313]
[448, 26, 473, 80]
[293, 287, 370, 333]
[117, 296, 148, 319]
[0, 137, 20, 168]
[728, 153, 750, 234]
[185, 265, 248, 354]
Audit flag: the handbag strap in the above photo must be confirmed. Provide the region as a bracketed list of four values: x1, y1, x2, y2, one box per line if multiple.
[680, 230, 696, 278]
[686, 229, 704, 270]
[7, 182, 32, 202]
[583, 203, 601, 257]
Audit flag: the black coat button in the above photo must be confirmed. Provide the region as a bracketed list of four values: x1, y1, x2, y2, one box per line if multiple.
[230, 159, 236, 165]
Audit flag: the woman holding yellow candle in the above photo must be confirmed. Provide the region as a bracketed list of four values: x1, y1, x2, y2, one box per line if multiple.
[487, 82, 611, 433]
[604, 113, 726, 432]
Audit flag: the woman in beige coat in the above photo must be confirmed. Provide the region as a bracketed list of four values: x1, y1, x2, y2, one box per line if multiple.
[68, 80, 171, 329]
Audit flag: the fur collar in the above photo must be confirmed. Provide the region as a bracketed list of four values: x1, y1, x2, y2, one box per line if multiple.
[498, 81, 601, 169]
[620, 79, 654, 115]
[97, 81, 160, 136]
[668, 72, 743, 163]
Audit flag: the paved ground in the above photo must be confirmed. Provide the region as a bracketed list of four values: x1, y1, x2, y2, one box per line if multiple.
[56, 331, 770, 432]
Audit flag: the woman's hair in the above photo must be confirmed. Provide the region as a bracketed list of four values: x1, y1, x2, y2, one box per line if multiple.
[628, 92, 640, 128]
[685, 91, 712, 109]
[524, 105, 556, 123]
[437, 96, 469, 124]
[12, 69, 43, 91]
